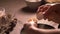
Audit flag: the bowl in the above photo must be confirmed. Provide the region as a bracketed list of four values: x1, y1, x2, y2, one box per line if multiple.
[25, 0, 41, 9]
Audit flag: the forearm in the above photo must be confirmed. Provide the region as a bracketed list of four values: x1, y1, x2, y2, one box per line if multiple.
[38, 29, 60, 34]
[43, 29, 60, 34]
[31, 26, 60, 34]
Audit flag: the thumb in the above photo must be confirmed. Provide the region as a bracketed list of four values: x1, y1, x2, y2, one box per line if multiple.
[28, 18, 38, 27]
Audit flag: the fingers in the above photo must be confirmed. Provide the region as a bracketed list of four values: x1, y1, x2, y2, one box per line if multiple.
[42, 5, 51, 15]
[28, 17, 38, 23]
[37, 5, 44, 13]
[37, 5, 52, 19]
[37, 4, 51, 15]
[23, 18, 38, 29]
[28, 18, 38, 27]
[43, 5, 52, 15]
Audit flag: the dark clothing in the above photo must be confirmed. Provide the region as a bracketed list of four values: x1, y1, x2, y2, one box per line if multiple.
[58, 24, 60, 29]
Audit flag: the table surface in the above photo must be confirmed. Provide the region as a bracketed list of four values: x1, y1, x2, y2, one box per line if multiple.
[0, 0, 36, 34]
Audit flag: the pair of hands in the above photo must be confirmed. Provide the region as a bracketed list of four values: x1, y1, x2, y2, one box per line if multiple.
[23, 3, 60, 34]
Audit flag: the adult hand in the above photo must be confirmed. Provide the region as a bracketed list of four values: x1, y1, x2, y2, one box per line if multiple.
[22, 18, 60, 34]
[22, 18, 39, 34]
[22, 3, 60, 34]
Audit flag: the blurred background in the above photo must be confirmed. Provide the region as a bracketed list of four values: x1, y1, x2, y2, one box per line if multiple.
[0, 0, 36, 34]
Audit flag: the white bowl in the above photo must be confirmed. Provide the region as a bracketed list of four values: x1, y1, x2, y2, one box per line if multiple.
[25, 0, 41, 9]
